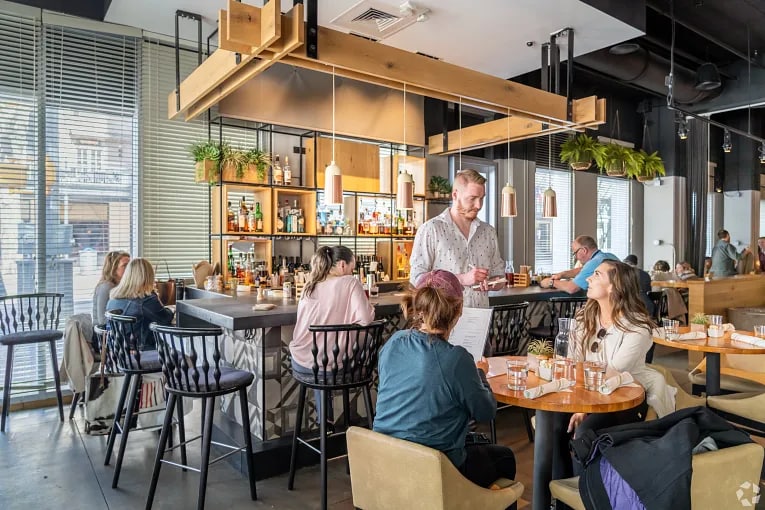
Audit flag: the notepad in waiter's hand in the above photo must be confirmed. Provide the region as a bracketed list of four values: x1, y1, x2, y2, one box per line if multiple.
[448, 307, 493, 362]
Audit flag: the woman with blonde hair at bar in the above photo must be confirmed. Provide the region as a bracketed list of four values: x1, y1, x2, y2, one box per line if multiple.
[92, 250, 130, 326]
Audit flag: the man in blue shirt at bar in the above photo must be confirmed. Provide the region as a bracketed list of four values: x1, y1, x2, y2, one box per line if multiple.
[539, 235, 619, 294]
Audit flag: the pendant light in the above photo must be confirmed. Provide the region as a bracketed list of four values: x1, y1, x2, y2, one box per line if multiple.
[759, 142, 765, 164]
[501, 109, 517, 217]
[722, 129, 732, 153]
[396, 83, 414, 210]
[324, 66, 343, 205]
[542, 133, 558, 218]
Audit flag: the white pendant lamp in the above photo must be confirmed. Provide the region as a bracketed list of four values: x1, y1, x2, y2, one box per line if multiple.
[542, 133, 558, 218]
[396, 83, 415, 210]
[324, 67, 343, 205]
[501, 110, 517, 217]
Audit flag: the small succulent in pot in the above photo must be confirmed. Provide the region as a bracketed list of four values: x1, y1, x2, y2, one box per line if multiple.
[527, 339, 554, 358]
[689, 313, 709, 332]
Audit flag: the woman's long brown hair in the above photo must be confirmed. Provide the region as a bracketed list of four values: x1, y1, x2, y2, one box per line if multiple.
[577, 259, 654, 342]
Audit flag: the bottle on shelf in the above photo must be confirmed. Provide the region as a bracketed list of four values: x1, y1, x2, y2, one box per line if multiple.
[276, 213, 284, 233]
[227, 244, 235, 276]
[254, 202, 264, 232]
[238, 196, 248, 232]
[272, 154, 283, 185]
[247, 202, 256, 232]
[227, 201, 236, 232]
[283, 156, 291, 186]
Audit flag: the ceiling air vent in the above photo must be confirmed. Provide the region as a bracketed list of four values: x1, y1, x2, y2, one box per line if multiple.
[331, 1, 425, 40]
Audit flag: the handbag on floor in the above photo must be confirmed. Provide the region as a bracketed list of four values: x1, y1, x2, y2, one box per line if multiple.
[84, 371, 124, 435]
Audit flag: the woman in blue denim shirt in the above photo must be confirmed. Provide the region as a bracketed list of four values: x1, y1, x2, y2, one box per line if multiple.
[106, 258, 174, 350]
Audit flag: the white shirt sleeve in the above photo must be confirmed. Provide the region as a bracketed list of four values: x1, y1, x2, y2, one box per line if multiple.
[409, 223, 434, 286]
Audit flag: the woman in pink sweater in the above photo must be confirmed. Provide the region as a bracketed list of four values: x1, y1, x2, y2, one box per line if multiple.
[290, 245, 375, 373]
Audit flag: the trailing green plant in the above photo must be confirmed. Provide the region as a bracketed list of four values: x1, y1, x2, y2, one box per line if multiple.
[690, 313, 709, 325]
[243, 148, 271, 181]
[632, 150, 666, 180]
[559, 134, 606, 170]
[428, 175, 451, 196]
[527, 339, 554, 357]
[221, 143, 247, 179]
[600, 143, 638, 177]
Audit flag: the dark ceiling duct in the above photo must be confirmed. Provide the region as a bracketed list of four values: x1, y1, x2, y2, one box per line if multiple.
[575, 45, 723, 104]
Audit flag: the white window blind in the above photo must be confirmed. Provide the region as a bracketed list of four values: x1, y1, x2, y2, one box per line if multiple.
[706, 194, 714, 257]
[141, 39, 210, 278]
[760, 199, 764, 237]
[596, 176, 631, 258]
[534, 168, 572, 272]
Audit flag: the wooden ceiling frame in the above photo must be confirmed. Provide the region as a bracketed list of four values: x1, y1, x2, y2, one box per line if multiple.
[168, 0, 607, 151]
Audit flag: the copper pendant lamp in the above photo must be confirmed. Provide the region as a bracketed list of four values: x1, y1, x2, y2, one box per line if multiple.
[396, 83, 414, 210]
[324, 67, 343, 205]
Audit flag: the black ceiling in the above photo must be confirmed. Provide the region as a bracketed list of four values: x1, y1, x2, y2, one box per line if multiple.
[7, 0, 111, 21]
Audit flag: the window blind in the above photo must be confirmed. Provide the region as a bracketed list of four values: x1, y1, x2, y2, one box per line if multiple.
[534, 168, 572, 273]
[140, 39, 209, 278]
[596, 176, 631, 259]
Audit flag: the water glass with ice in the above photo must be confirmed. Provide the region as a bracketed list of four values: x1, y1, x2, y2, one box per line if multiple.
[506, 359, 529, 391]
[707, 315, 724, 338]
[584, 360, 607, 391]
[662, 318, 679, 341]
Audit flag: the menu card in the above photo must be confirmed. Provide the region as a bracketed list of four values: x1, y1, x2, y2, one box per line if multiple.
[448, 307, 493, 362]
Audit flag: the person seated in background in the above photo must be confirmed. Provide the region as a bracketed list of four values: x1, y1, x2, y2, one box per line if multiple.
[652, 260, 670, 273]
[710, 229, 750, 277]
[106, 258, 174, 351]
[374, 270, 516, 490]
[539, 235, 618, 294]
[553, 260, 672, 475]
[92, 251, 130, 327]
[623, 254, 654, 318]
[703, 256, 713, 276]
[674, 261, 696, 280]
[290, 246, 375, 423]
[758, 237, 765, 274]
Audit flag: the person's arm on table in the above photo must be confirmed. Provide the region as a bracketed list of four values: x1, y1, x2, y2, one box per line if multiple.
[456, 352, 497, 422]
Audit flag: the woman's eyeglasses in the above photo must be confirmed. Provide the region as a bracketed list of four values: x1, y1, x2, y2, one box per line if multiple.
[590, 328, 607, 353]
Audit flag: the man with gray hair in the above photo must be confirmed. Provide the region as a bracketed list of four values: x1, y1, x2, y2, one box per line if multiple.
[539, 235, 618, 294]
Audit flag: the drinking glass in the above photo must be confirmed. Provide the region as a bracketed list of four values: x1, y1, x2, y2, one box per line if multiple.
[662, 318, 679, 341]
[369, 285, 379, 298]
[552, 358, 573, 381]
[506, 359, 529, 391]
[584, 360, 607, 391]
[754, 325, 765, 339]
[707, 314, 724, 338]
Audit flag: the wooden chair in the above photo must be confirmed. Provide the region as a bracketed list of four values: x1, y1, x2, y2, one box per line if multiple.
[0, 293, 65, 432]
[527, 297, 587, 341]
[347, 426, 523, 510]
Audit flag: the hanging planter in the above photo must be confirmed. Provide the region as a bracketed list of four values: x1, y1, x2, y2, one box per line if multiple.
[600, 143, 633, 177]
[190, 141, 222, 184]
[559, 134, 605, 171]
[631, 121, 666, 183]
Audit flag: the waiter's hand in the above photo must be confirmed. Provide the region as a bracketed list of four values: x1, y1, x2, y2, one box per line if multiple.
[458, 266, 489, 287]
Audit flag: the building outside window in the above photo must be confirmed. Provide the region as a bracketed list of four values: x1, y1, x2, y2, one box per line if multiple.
[534, 168, 572, 273]
[596, 176, 631, 258]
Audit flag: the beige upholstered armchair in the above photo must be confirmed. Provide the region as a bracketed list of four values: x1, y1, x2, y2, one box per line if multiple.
[645, 363, 707, 421]
[347, 426, 523, 510]
[550, 443, 764, 510]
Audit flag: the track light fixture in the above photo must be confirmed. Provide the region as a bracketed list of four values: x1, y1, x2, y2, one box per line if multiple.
[759, 142, 765, 164]
[722, 129, 732, 153]
[677, 121, 688, 140]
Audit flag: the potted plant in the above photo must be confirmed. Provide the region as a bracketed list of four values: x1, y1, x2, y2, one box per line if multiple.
[527, 339, 554, 379]
[689, 313, 709, 333]
[428, 176, 451, 199]
[600, 143, 635, 177]
[220, 143, 247, 182]
[559, 134, 605, 171]
[190, 141, 221, 184]
[243, 148, 271, 183]
[632, 150, 666, 182]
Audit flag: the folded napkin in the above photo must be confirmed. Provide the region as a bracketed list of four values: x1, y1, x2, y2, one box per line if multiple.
[599, 371, 635, 395]
[723, 323, 736, 332]
[730, 332, 765, 347]
[523, 378, 573, 399]
[675, 331, 707, 341]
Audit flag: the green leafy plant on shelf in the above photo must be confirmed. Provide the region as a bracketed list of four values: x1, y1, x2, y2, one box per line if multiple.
[527, 339, 554, 358]
[190, 141, 222, 184]
[428, 175, 452, 198]
[600, 143, 638, 177]
[243, 148, 271, 182]
[220, 143, 248, 180]
[631, 150, 666, 182]
[559, 134, 606, 171]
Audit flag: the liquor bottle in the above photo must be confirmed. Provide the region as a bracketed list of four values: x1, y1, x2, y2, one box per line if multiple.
[247, 203, 256, 232]
[227, 201, 236, 232]
[238, 196, 248, 232]
[254, 202, 264, 232]
[283, 156, 291, 186]
[227, 244, 235, 276]
[276, 213, 284, 233]
[272, 154, 283, 185]
[297, 208, 305, 233]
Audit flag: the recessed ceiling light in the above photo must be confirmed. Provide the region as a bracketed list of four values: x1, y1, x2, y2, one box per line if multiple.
[609, 43, 641, 55]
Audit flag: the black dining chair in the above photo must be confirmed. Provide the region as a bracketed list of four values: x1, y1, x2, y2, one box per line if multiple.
[528, 297, 588, 341]
[146, 323, 257, 510]
[287, 320, 386, 510]
[0, 293, 65, 432]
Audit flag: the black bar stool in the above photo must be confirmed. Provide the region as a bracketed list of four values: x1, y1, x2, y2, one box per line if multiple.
[287, 320, 386, 510]
[103, 310, 178, 488]
[528, 296, 588, 341]
[146, 323, 257, 510]
[486, 302, 535, 444]
[0, 293, 65, 432]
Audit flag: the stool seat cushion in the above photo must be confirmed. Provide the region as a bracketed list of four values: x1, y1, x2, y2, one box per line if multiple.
[291, 369, 371, 388]
[0, 329, 62, 346]
[170, 366, 254, 393]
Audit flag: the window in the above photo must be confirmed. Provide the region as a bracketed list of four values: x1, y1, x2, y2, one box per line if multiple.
[596, 177, 631, 258]
[706, 194, 715, 257]
[760, 199, 764, 237]
[534, 168, 572, 272]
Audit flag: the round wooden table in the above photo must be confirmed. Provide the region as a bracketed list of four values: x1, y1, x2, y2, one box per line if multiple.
[488, 356, 644, 510]
[653, 328, 765, 396]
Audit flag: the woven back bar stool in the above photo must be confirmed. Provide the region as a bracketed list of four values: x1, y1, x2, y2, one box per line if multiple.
[146, 323, 256, 510]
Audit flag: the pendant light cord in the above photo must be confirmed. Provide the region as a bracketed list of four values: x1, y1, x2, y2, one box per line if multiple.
[332, 66, 336, 162]
[403, 82, 407, 154]
[459, 97, 462, 171]
[507, 107, 510, 176]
